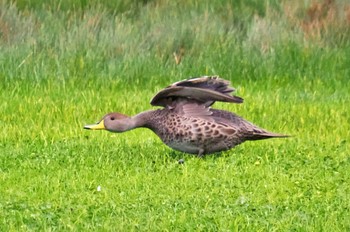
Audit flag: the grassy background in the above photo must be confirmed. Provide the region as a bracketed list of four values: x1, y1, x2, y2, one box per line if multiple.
[1, 0, 350, 230]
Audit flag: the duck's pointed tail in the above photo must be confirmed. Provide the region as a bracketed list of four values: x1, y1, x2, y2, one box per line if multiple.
[247, 130, 290, 141]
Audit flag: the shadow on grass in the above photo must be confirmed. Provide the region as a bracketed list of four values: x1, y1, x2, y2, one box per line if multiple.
[165, 149, 228, 163]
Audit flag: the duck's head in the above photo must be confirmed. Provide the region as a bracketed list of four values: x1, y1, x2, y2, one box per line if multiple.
[84, 112, 129, 132]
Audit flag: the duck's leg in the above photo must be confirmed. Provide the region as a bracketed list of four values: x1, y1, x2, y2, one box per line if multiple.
[197, 148, 205, 158]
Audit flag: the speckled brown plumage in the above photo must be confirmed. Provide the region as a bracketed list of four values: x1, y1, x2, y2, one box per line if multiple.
[85, 76, 288, 156]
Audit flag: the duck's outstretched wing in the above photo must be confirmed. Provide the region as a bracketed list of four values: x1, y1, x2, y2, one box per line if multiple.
[150, 76, 243, 108]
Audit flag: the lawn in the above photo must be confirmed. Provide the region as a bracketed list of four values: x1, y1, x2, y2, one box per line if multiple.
[1, 0, 350, 231]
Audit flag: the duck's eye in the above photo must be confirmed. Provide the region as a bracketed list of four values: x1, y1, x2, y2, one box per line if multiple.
[110, 117, 115, 120]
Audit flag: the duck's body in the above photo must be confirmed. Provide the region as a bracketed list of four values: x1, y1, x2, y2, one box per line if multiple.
[85, 76, 288, 156]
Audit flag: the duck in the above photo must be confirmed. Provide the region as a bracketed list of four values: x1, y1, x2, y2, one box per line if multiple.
[84, 76, 288, 156]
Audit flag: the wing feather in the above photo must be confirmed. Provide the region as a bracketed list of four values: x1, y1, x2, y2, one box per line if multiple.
[150, 76, 243, 108]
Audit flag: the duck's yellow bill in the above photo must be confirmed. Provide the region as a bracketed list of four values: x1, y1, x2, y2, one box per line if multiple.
[84, 120, 105, 130]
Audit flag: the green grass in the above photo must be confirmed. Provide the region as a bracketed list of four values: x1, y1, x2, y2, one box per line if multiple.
[1, 0, 350, 230]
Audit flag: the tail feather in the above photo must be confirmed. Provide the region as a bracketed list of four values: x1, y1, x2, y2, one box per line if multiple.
[247, 131, 290, 141]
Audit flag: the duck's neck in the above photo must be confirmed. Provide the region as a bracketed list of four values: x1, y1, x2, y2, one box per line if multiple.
[122, 110, 157, 131]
